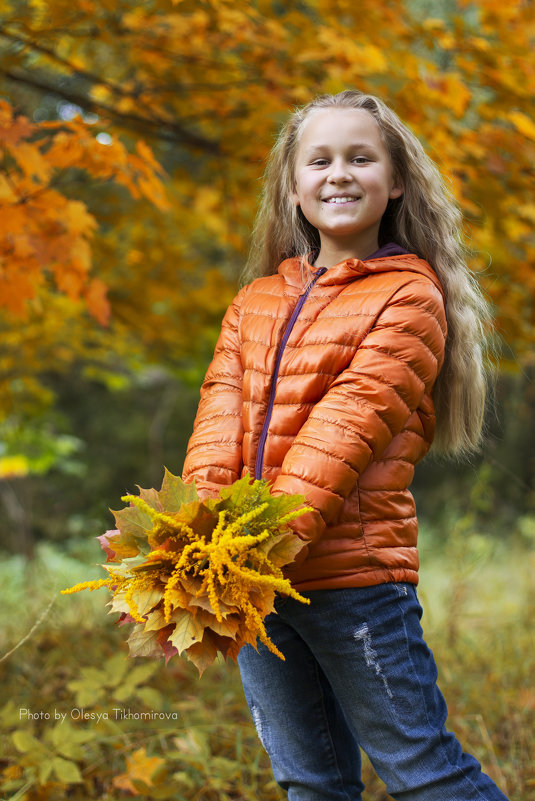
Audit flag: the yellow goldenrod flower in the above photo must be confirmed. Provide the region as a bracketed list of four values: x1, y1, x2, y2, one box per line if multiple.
[63, 473, 313, 673]
[61, 578, 111, 595]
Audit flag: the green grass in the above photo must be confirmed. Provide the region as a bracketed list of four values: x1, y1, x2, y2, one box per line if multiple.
[0, 532, 533, 800]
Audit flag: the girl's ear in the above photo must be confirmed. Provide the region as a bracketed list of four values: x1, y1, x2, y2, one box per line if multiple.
[291, 190, 300, 206]
[389, 184, 403, 200]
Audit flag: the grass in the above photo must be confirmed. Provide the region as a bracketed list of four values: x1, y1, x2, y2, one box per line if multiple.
[0, 529, 533, 800]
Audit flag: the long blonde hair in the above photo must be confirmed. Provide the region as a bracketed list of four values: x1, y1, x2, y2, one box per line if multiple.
[242, 90, 494, 458]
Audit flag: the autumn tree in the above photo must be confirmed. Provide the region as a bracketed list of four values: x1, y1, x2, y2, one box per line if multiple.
[0, 0, 534, 466]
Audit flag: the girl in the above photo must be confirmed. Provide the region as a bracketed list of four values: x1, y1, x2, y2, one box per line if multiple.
[182, 91, 509, 801]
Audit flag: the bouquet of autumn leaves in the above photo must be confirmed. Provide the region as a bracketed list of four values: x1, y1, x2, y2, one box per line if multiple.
[62, 471, 312, 674]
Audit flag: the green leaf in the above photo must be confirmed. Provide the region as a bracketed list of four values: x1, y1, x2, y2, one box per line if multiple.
[113, 662, 159, 701]
[159, 468, 198, 512]
[52, 738, 86, 761]
[211, 755, 241, 781]
[215, 478, 308, 536]
[67, 665, 108, 706]
[125, 661, 160, 686]
[12, 730, 46, 754]
[51, 756, 83, 784]
[78, 665, 106, 684]
[1, 700, 23, 727]
[172, 728, 210, 759]
[217, 474, 259, 506]
[168, 771, 196, 791]
[39, 759, 54, 784]
[102, 652, 130, 686]
[113, 685, 134, 703]
[262, 492, 309, 524]
[50, 721, 94, 759]
[137, 485, 162, 510]
[112, 504, 153, 542]
[67, 680, 105, 708]
[135, 686, 164, 709]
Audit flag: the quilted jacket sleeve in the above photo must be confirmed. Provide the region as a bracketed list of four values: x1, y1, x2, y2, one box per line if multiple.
[271, 277, 447, 545]
[181, 285, 247, 497]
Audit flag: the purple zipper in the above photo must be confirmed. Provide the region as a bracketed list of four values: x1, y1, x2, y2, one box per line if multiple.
[254, 267, 327, 480]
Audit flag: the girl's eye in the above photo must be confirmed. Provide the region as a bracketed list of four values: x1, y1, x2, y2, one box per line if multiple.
[308, 156, 371, 166]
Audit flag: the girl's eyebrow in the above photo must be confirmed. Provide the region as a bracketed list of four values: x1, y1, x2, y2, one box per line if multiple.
[303, 142, 380, 156]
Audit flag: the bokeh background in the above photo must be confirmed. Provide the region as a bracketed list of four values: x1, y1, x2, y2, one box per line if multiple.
[0, 0, 534, 799]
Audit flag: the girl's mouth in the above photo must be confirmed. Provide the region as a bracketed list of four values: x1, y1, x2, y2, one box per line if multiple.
[323, 196, 361, 204]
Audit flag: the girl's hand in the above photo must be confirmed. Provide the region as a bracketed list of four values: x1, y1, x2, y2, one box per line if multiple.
[271, 488, 326, 565]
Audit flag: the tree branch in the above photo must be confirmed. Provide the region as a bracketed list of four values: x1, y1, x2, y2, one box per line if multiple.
[0, 68, 221, 152]
[0, 26, 130, 98]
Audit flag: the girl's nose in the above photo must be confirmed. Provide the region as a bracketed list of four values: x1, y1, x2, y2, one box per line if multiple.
[327, 158, 352, 183]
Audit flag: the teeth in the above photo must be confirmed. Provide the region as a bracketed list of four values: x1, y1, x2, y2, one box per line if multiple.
[326, 196, 359, 204]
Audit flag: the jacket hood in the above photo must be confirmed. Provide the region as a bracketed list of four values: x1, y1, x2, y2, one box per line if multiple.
[278, 251, 444, 297]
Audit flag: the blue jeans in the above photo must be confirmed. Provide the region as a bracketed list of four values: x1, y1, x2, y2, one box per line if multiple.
[238, 584, 509, 801]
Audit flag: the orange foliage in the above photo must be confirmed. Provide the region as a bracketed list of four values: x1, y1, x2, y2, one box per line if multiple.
[0, 100, 167, 326]
[0, 0, 533, 417]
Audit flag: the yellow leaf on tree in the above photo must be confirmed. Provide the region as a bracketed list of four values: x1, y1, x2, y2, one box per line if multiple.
[1, 0, 535, 420]
[63, 200, 97, 236]
[0, 175, 17, 202]
[508, 110, 535, 142]
[10, 142, 52, 182]
[84, 278, 111, 326]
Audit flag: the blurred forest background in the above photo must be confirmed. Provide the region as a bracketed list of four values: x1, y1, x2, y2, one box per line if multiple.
[0, 0, 534, 799]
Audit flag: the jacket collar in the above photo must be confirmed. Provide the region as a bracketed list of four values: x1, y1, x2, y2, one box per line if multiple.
[278, 247, 444, 296]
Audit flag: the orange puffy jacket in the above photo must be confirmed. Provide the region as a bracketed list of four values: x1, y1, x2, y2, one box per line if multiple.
[182, 252, 447, 591]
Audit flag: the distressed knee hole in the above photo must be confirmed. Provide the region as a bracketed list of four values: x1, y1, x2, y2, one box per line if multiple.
[354, 623, 393, 700]
[251, 703, 267, 749]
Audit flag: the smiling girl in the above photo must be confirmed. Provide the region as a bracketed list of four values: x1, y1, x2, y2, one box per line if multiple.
[182, 91, 508, 801]
[291, 107, 403, 265]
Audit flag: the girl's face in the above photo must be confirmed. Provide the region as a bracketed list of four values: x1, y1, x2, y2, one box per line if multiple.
[292, 108, 403, 265]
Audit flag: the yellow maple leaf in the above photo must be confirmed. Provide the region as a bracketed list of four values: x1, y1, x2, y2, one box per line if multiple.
[112, 748, 167, 795]
[168, 609, 205, 654]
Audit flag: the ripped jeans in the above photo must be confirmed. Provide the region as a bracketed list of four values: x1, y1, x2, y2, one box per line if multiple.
[237, 584, 509, 801]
